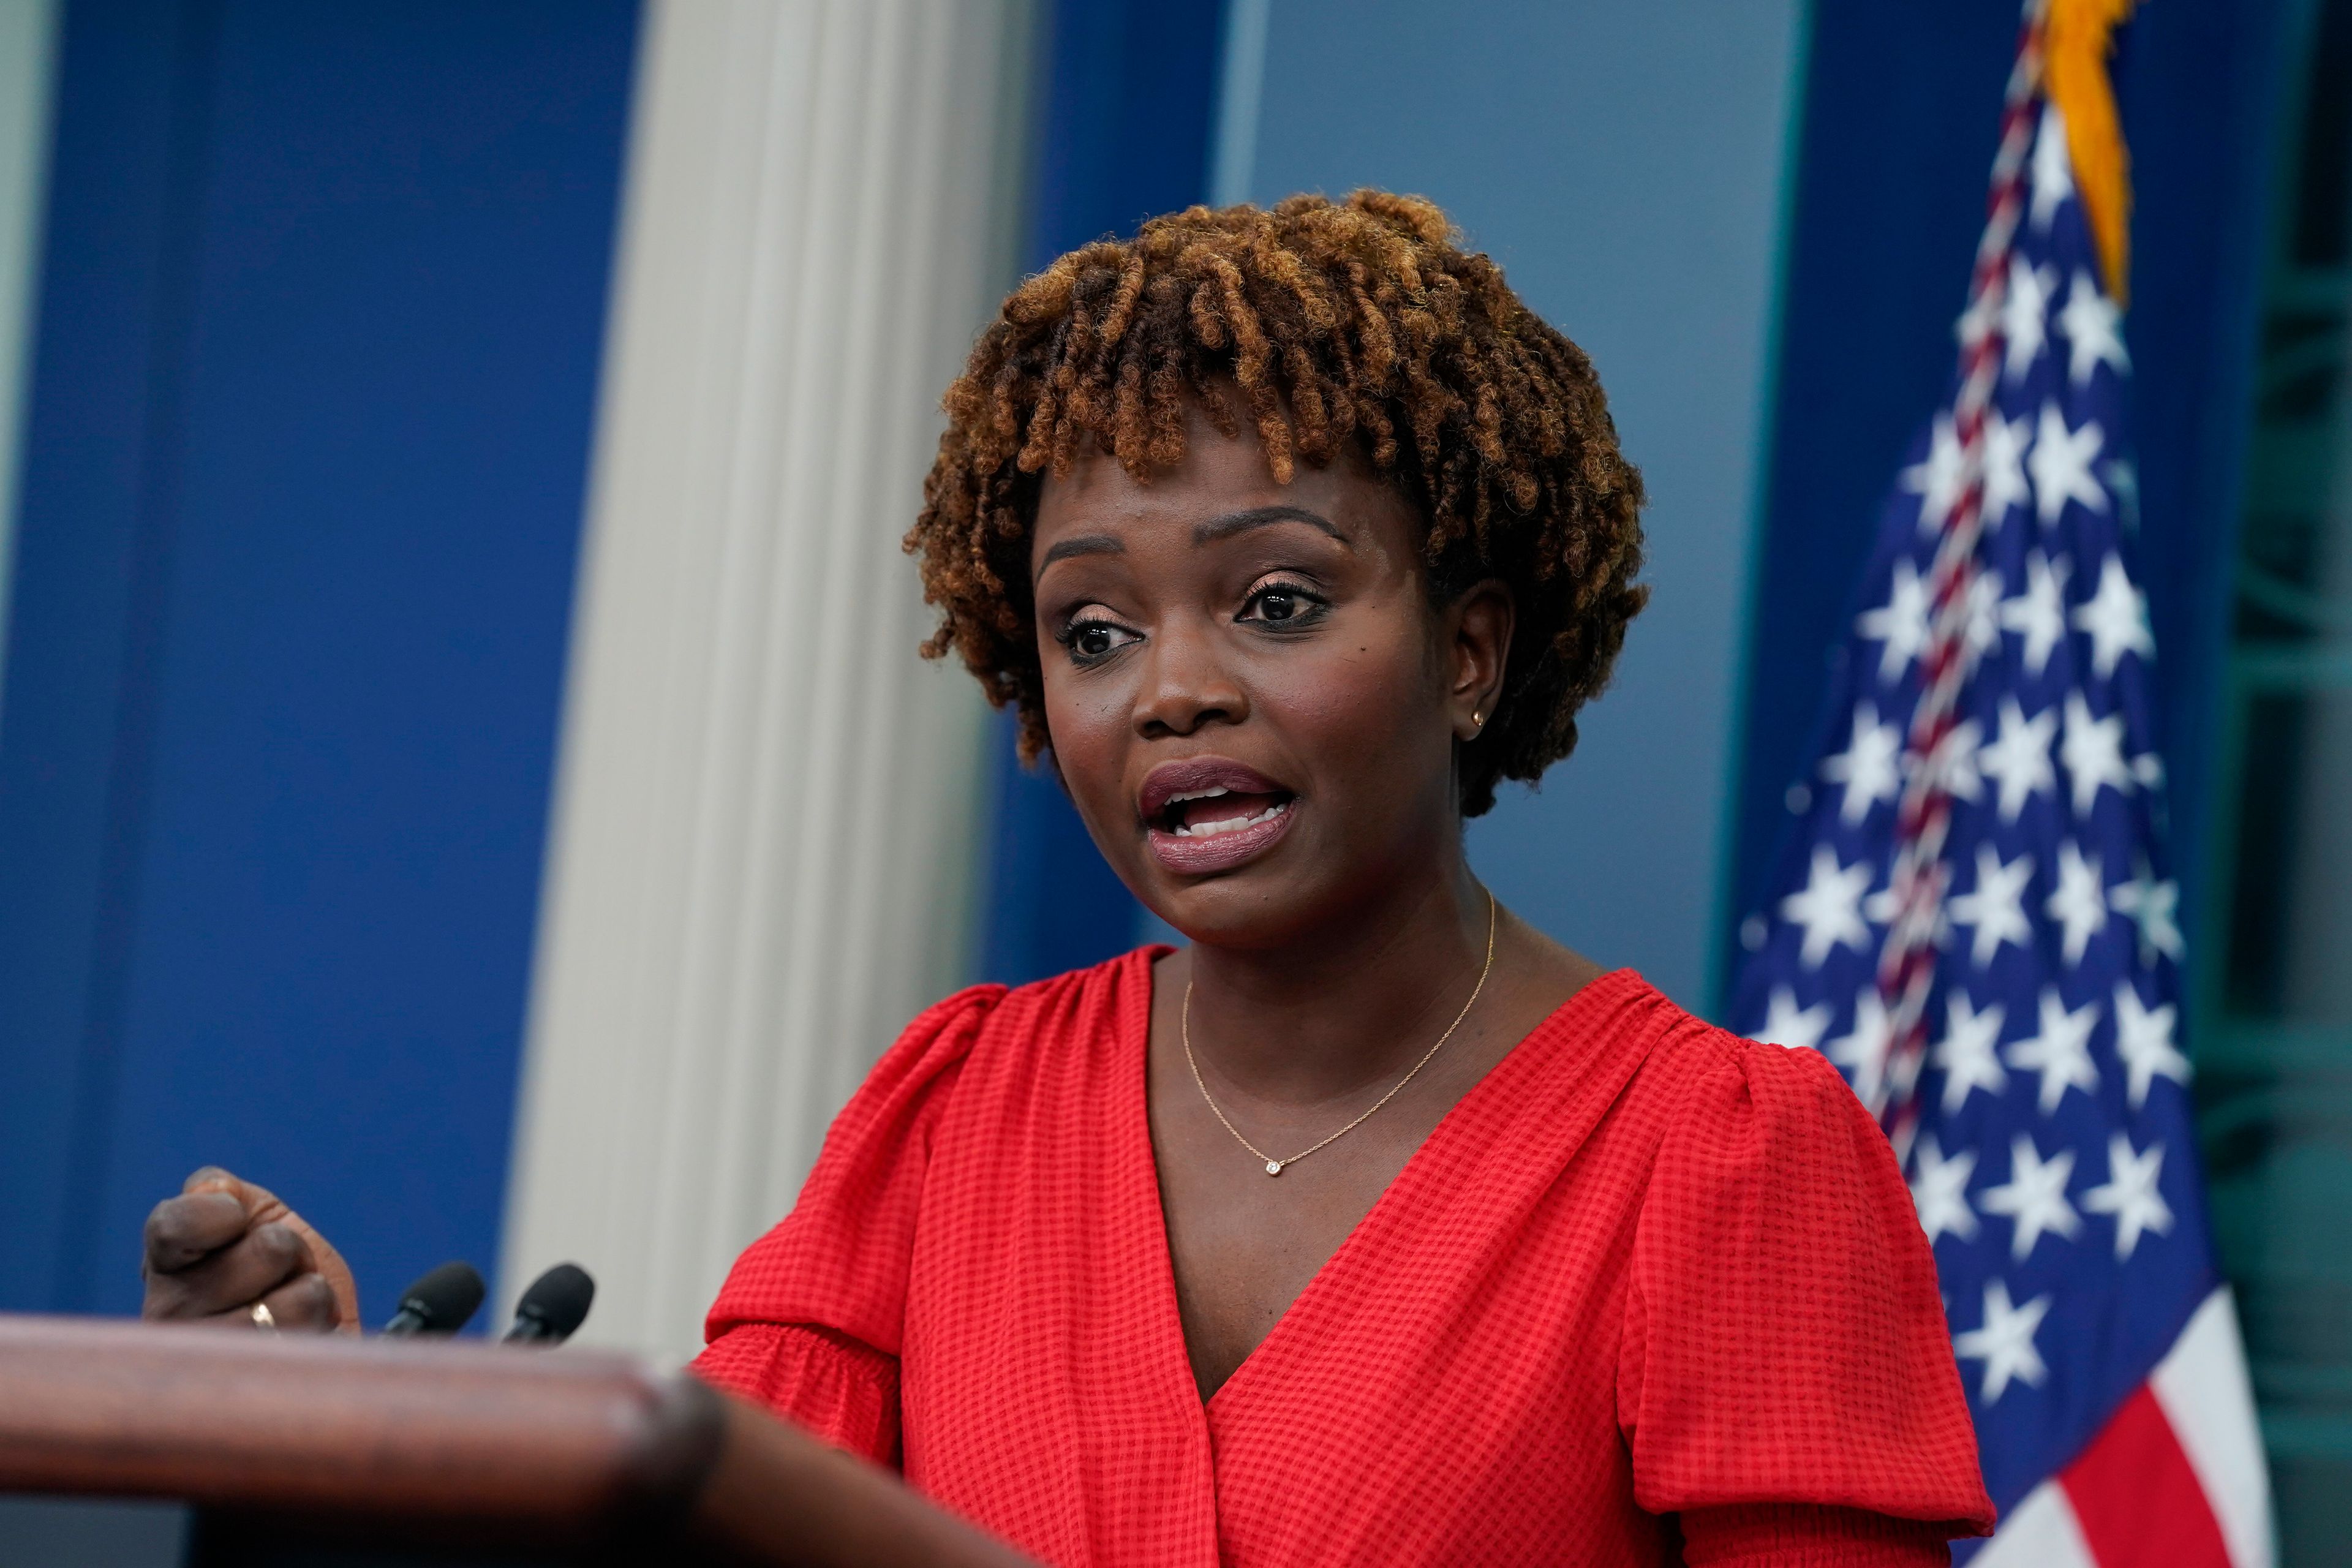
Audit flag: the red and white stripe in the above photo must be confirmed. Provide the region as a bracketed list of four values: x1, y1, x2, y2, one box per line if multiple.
[1975, 1289, 2275, 1568]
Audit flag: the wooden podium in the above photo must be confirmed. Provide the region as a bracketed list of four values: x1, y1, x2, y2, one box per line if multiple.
[0, 1314, 1035, 1567]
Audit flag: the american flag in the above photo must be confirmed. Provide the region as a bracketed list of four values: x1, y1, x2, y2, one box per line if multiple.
[1727, 7, 2274, 1565]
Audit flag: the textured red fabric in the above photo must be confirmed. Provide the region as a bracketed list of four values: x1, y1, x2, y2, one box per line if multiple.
[696, 953, 1995, 1566]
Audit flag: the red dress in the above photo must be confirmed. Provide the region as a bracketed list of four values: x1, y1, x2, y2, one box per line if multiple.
[695, 952, 1994, 1566]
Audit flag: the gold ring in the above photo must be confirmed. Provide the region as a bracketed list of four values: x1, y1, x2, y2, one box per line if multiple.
[250, 1302, 277, 1332]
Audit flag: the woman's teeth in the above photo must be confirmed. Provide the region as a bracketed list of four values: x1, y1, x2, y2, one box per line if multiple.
[1170, 799, 1291, 837]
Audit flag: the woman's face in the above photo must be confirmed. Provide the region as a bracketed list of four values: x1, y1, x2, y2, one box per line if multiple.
[1030, 402, 1509, 948]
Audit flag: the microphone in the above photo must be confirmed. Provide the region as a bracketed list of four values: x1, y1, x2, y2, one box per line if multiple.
[380, 1261, 486, 1336]
[502, 1263, 595, 1346]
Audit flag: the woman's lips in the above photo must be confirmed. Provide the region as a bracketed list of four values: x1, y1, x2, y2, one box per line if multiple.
[1147, 796, 1296, 875]
[1138, 755, 1298, 876]
[1138, 756, 1290, 820]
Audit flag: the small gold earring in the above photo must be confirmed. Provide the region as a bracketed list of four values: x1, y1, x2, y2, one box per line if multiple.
[1471, 709, 1483, 733]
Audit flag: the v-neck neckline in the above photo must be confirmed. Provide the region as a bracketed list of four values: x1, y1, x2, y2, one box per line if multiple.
[1117, 948, 1645, 1421]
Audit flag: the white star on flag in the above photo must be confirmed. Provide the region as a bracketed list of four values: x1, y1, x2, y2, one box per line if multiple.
[1820, 703, 1902, 824]
[1948, 843, 2034, 967]
[2029, 401, 2108, 524]
[1934, 992, 2009, 1114]
[1955, 1278, 2053, 1404]
[1825, 989, 1893, 1109]
[2060, 691, 2133, 816]
[2082, 1133, 2173, 1260]
[2107, 854, 2184, 965]
[2005, 986, 2101, 1114]
[1755, 985, 1833, 1054]
[2000, 551, 2071, 677]
[2072, 553, 2155, 678]
[2029, 104, 2074, 230]
[1858, 557, 1931, 682]
[1901, 413, 1967, 534]
[1982, 412, 2034, 528]
[2113, 981, 2190, 1110]
[2044, 839, 2109, 965]
[1980, 1132, 2082, 1260]
[2001, 257, 2057, 380]
[2057, 268, 2130, 385]
[1912, 1135, 1981, 1245]
[1779, 845, 1874, 968]
[1978, 696, 2059, 821]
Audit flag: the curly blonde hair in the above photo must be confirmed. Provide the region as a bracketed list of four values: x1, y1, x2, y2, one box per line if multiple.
[905, 190, 1648, 816]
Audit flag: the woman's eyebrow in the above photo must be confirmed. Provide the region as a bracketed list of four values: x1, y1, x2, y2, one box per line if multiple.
[1036, 533, 1125, 570]
[1193, 505, 1351, 547]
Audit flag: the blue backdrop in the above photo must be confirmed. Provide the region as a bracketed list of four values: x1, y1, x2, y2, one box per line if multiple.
[0, 0, 638, 1319]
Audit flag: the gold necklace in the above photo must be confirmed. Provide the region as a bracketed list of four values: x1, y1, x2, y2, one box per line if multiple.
[1182, 888, 1498, 1177]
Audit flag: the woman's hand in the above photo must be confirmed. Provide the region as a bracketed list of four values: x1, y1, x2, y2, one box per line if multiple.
[141, 1167, 360, 1333]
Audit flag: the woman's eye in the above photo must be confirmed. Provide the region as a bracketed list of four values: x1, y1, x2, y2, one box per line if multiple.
[1242, 581, 1325, 627]
[1065, 619, 1137, 660]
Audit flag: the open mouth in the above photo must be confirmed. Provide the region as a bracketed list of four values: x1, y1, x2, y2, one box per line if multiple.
[1156, 785, 1295, 839]
[1138, 758, 1299, 876]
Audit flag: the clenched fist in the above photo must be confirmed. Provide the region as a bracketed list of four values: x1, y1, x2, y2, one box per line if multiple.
[141, 1167, 359, 1332]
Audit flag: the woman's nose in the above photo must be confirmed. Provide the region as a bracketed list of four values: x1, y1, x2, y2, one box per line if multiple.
[1133, 618, 1247, 738]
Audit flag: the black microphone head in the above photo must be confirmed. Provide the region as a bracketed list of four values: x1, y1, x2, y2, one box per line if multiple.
[505, 1262, 595, 1344]
[387, 1260, 486, 1336]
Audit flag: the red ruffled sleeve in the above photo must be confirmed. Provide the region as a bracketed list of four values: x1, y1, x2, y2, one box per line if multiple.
[690, 982, 1003, 1467]
[1618, 1031, 1996, 1564]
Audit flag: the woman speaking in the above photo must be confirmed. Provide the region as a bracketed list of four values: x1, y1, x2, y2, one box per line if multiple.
[140, 193, 1994, 1564]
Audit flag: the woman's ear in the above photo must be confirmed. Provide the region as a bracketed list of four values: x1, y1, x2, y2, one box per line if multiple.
[1449, 580, 1513, 742]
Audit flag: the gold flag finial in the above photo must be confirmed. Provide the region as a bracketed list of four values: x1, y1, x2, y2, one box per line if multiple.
[2042, 0, 2138, 304]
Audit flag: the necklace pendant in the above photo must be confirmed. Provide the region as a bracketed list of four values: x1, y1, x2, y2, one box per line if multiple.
[1265, 1160, 1283, 1176]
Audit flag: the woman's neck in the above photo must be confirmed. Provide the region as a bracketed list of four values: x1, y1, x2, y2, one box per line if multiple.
[1178, 856, 1497, 1106]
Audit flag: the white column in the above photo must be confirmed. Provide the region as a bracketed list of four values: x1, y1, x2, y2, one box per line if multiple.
[0, 0, 60, 713]
[502, 0, 1036, 1363]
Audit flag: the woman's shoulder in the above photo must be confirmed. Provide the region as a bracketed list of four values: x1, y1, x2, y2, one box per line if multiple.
[1531, 972, 1879, 1183]
[1580, 973, 1864, 1120]
[989, 942, 1170, 1017]
[879, 944, 1166, 1082]
[1591, 981, 1917, 1267]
